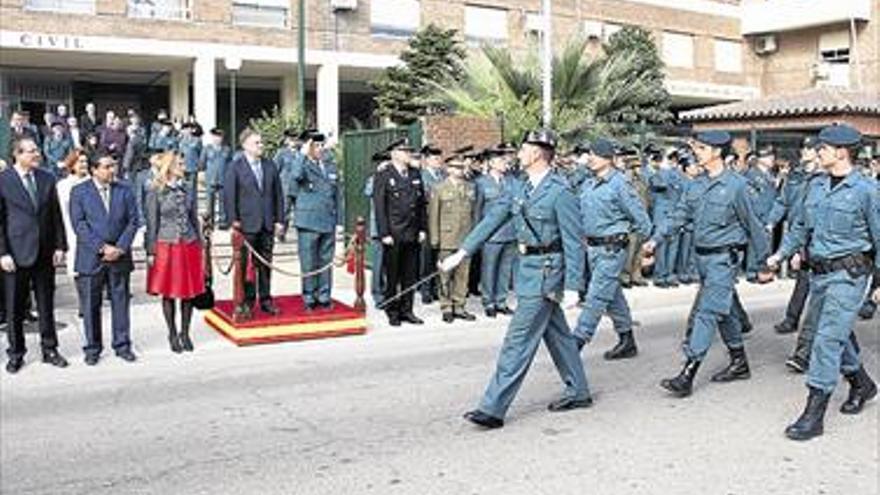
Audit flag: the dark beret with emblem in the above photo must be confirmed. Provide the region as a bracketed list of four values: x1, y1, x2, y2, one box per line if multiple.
[522, 129, 557, 149]
[694, 130, 731, 148]
[572, 142, 591, 155]
[817, 124, 861, 147]
[801, 136, 819, 150]
[757, 145, 775, 158]
[209, 127, 225, 136]
[419, 145, 442, 156]
[386, 138, 414, 153]
[298, 129, 325, 142]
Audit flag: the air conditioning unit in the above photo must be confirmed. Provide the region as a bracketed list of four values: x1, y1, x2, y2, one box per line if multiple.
[331, 0, 357, 11]
[753, 34, 777, 55]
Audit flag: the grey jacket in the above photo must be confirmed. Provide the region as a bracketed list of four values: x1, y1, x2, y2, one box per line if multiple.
[144, 182, 200, 255]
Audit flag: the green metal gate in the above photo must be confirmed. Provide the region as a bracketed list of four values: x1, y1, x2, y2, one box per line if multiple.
[340, 123, 422, 234]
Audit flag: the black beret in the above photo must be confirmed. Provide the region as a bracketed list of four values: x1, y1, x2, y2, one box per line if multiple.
[386, 138, 414, 152]
[522, 129, 557, 149]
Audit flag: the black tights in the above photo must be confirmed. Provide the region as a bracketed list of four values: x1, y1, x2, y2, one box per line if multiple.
[162, 298, 194, 335]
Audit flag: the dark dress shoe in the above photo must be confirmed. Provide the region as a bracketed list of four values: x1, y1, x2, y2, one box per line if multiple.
[84, 355, 100, 366]
[496, 306, 514, 315]
[24, 310, 39, 323]
[633, 280, 649, 287]
[388, 317, 401, 327]
[318, 300, 333, 309]
[6, 357, 24, 374]
[42, 351, 68, 368]
[741, 322, 754, 334]
[785, 354, 808, 373]
[454, 310, 476, 321]
[463, 410, 504, 429]
[234, 304, 253, 321]
[485, 308, 497, 318]
[260, 301, 281, 316]
[304, 302, 316, 312]
[548, 396, 593, 412]
[858, 301, 877, 320]
[442, 313, 455, 323]
[400, 313, 424, 325]
[116, 350, 137, 362]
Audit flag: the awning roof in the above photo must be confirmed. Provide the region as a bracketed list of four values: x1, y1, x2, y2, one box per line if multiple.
[680, 88, 880, 122]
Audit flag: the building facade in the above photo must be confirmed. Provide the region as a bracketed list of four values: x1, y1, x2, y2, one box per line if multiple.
[0, 0, 875, 138]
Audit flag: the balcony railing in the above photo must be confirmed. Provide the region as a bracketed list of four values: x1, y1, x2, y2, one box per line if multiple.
[23, 0, 95, 15]
[128, 0, 191, 21]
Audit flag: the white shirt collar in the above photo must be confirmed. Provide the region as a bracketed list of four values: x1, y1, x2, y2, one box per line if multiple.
[528, 169, 549, 190]
[93, 178, 110, 191]
[13, 164, 31, 179]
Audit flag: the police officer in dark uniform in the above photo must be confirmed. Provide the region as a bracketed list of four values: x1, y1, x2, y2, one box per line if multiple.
[373, 139, 427, 327]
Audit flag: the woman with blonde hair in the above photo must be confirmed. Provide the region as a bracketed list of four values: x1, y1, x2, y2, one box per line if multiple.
[57, 150, 90, 279]
[144, 151, 204, 352]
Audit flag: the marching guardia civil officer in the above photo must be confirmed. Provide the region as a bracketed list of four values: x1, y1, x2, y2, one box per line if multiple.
[439, 129, 591, 429]
[644, 131, 773, 398]
[766, 124, 879, 441]
[289, 130, 340, 310]
[474, 145, 517, 318]
[573, 138, 653, 360]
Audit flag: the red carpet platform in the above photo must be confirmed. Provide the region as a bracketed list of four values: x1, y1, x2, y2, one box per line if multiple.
[204, 295, 367, 346]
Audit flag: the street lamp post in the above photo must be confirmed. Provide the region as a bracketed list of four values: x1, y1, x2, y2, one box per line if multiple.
[541, 0, 552, 128]
[225, 57, 243, 140]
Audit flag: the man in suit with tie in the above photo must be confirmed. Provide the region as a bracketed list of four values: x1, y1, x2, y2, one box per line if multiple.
[70, 153, 140, 365]
[0, 137, 69, 374]
[289, 130, 340, 310]
[224, 129, 284, 321]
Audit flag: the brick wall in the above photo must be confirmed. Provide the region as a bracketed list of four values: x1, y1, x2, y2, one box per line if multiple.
[422, 115, 502, 157]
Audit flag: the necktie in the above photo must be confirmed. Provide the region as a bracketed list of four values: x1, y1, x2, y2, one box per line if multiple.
[524, 181, 534, 198]
[24, 173, 38, 208]
[253, 162, 263, 190]
[100, 186, 110, 212]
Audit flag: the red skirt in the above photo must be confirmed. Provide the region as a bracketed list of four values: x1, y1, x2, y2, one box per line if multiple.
[147, 240, 206, 299]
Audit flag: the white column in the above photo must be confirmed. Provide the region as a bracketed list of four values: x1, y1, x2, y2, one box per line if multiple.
[280, 74, 299, 117]
[169, 67, 190, 120]
[193, 56, 217, 133]
[316, 62, 339, 138]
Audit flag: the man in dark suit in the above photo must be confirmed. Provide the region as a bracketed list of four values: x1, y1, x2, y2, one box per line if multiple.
[373, 139, 428, 326]
[70, 153, 140, 365]
[224, 129, 284, 321]
[0, 137, 69, 374]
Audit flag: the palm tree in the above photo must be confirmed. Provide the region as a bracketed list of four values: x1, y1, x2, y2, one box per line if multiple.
[433, 36, 670, 146]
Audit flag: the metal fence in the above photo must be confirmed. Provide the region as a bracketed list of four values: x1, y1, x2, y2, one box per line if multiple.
[339, 123, 422, 234]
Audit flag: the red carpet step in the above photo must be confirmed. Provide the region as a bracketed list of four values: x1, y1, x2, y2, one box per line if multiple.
[204, 295, 367, 346]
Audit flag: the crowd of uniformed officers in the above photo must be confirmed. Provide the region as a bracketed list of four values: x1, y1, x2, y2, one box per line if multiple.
[370, 125, 879, 442]
[4, 103, 879, 442]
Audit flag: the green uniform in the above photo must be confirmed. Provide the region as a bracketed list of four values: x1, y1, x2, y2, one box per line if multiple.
[429, 178, 476, 314]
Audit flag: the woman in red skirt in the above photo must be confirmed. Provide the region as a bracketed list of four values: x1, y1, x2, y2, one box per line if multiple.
[144, 151, 205, 352]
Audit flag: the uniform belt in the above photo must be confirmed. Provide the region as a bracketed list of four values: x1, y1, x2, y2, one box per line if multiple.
[585, 234, 629, 247]
[518, 239, 563, 256]
[694, 244, 745, 256]
[809, 252, 873, 276]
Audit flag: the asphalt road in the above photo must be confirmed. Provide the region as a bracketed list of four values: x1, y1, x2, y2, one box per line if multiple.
[1, 280, 877, 495]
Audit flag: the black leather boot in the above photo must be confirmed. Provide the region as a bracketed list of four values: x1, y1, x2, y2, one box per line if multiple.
[785, 386, 831, 441]
[660, 359, 701, 397]
[840, 366, 878, 415]
[604, 331, 638, 360]
[711, 347, 751, 382]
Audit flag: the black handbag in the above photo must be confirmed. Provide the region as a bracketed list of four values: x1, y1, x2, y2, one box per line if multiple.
[192, 279, 215, 310]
